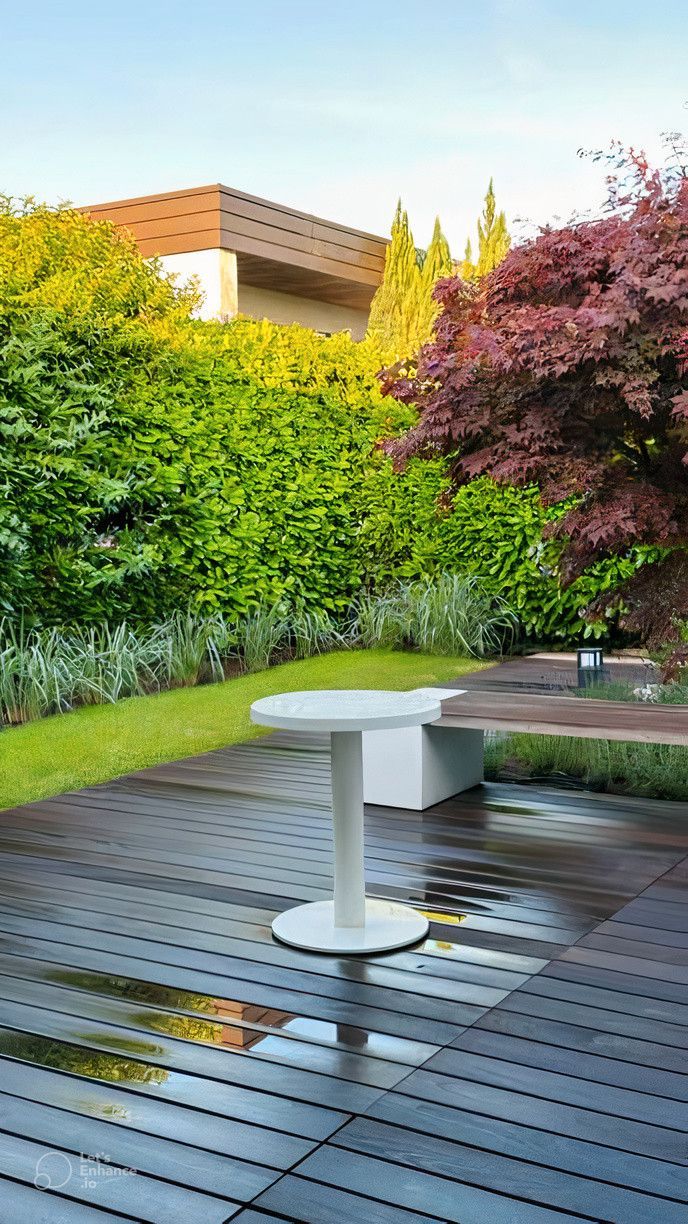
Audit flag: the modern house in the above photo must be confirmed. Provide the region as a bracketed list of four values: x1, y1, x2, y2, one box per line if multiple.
[83, 184, 388, 338]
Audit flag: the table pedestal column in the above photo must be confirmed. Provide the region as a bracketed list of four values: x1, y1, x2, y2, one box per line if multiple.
[271, 730, 429, 954]
[331, 731, 366, 929]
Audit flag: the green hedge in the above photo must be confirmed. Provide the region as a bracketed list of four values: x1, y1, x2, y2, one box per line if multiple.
[0, 201, 647, 638]
[0, 310, 397, 622]
[360, 467, 647, 641]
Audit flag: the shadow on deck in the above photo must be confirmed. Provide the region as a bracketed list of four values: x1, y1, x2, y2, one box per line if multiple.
[0, 730, 686, 1222]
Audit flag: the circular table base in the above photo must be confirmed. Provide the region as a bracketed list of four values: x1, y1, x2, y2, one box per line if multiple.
[272, 898, 429, 953]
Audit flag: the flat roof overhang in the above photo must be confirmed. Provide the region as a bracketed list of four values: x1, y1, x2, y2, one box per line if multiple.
[83, 184, 387, 309]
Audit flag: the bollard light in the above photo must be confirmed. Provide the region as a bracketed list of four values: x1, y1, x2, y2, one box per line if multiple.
[577, 646, 604, 687]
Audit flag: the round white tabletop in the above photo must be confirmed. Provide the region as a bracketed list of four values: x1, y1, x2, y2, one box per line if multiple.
[250, 687, 438, 954]
[250, 688, 442, 732]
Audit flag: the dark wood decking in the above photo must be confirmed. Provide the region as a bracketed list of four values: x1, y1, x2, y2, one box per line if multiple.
[0, 732, 687, 1221]
[451, 652, 658, 695]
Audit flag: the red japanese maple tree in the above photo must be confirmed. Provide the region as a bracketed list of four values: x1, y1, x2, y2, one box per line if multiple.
[384, 144, 688, 648]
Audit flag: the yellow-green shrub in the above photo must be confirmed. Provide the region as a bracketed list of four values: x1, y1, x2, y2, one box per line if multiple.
[0, 199, 647, 638]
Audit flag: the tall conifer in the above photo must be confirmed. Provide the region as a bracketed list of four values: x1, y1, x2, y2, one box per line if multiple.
[367, 206, 451, 359]
[461, 180, 510, 280]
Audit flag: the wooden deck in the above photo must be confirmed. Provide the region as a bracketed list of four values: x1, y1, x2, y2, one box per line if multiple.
[0, 730, 687, 1221]
[452, 652, 657, 695]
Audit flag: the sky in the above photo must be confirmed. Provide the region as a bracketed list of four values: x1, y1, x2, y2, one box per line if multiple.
[2, 0, 687, 253]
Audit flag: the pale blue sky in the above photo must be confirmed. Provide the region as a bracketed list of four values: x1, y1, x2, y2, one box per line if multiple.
[2, 0, 686, 253]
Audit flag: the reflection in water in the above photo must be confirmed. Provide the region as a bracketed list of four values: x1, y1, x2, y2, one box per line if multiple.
[0, 1028, 169, 1086]
[44, 965, 377, 1053]
[79, 1031, 166, 1058]
[419, 937, 471, 961]
[420, 910, 467, 926]
[81, 1100, 130, 1121]
[50, 969, 228, 1015]
[0, 957, 442, 1062]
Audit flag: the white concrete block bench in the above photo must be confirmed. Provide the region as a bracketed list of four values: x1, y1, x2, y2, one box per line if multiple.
[362, 688, 484, 810]
[251, 684, 688, 953]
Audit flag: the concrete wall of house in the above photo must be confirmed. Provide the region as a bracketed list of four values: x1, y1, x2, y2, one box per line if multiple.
[157, 246, 369, 336]
[237, 284, 369, 338]
[158, 249, 238, 320]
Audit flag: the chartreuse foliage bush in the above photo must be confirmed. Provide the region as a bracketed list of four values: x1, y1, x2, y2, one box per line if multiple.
[0, 198, 396, 623]
[360, 466, 648, 642]
[0, 198, 649, 642]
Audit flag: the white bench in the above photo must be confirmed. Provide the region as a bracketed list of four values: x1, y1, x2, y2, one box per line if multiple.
[362, 688, 483, 810]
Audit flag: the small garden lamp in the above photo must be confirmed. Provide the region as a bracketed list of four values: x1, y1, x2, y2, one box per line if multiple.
[577, 646, 604, 687]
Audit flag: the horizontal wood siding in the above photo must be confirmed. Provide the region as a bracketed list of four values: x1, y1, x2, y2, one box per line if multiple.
[83, 183, 387, 303]
[83, 186, 222, 259]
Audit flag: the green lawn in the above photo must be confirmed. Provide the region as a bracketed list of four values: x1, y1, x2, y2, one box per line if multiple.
[0, 649, 489, 811]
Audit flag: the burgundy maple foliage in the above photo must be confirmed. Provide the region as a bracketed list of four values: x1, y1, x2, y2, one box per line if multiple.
[384, 144, 688, 646]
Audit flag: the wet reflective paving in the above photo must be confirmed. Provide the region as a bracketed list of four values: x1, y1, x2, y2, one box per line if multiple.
[0, 730, 687, 1221]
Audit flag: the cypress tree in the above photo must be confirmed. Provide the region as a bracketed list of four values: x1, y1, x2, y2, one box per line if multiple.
[459, 238, 474, 281]
[367, 206, 452, 359]
[461, 180, 510, 281]
[414, 216, 452, 347]
[367, 200, 420, 357]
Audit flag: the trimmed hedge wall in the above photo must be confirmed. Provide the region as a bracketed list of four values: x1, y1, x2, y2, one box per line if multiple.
[360, 466, 647, 641]
[0, 202, 646, 639]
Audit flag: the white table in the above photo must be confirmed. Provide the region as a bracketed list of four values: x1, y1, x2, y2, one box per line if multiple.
[250, 689, 442, 953]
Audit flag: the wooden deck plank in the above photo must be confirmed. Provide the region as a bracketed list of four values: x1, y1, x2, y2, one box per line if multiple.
[0, 937, 460, 1045]
[0, 1057, 312, 1168]
[392, 1066, 687, 1160]
[497, 986, 688, 1046]
[0, 1092, 273, 1202]
[452, 1024, 688, 1096]
[524, 966, 688, 1023]
[0, 1182, 125, 1222]
[0, 1129, 239, 1222]
[471, 1005, 688, 1075]
[332, 1115, 688, 1222]
[275, 1144, 586, 1223]
[367, 1089, 688, 1202]
[0, 999, 386, 1115]
[0, 973, 415, 1092]
[0, 727, 687, 1220]
[0, 1024, 346, 1139]
[246, 1178, 444, 1223]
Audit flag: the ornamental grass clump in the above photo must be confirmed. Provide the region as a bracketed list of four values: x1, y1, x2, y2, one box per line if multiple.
[353, 573, 516, 658]
[0, 616, 241, 725]
[353, 591, 407, 651]
[405, 573, 516, 657]
[234, 605, 289, 674]
[289, 602, 348, 660]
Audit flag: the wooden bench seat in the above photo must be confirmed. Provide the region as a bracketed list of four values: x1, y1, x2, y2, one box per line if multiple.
[437, 690, 688, 746]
